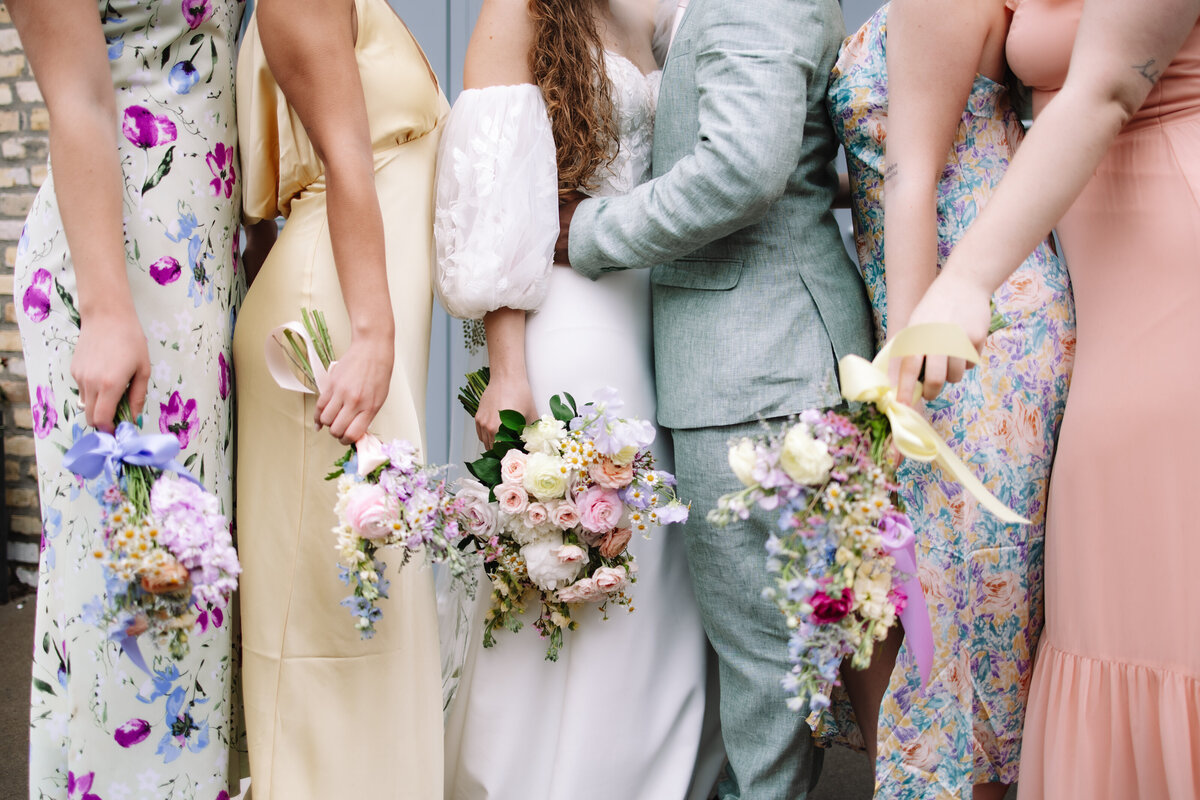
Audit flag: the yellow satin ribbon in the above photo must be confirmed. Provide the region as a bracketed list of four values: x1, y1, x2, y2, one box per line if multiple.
[838, 323, 1029, 525]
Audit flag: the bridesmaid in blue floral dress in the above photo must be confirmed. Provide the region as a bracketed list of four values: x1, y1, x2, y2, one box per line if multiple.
[825, 3, 1075, 798]
[11, 0, 244, 797]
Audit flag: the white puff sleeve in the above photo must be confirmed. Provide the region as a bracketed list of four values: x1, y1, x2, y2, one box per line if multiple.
[433, 84, 559, 320]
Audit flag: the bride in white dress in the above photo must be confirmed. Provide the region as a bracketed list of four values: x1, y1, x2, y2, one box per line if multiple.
[434, 1, 724, 798]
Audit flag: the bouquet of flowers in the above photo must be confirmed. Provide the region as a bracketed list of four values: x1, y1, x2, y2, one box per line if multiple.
[65, 415, 240, 661]
[458, 372, 688, 660]
[709, 323, 1025, 713]
[268, 309, 477, 639]
[709, 406, 924, 712]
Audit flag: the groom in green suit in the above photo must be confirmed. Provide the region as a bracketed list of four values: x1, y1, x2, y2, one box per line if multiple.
[557, 0, 873, 796]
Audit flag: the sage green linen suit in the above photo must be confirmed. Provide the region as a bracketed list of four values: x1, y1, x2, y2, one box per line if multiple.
[568, 0, 874, 796]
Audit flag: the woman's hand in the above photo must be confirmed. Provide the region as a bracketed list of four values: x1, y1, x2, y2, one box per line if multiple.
[474, 374, 537, 450]
[315, 333, 394, 445]
[894, 269, 991, 404]
[71, 304, 151, 432]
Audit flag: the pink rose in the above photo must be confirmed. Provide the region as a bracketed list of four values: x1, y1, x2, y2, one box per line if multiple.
[577, 486, 624, 534]
[557, 577, 605, 604]
[500, 450, 528, 486]
[343, 483, 398, 541]
[589, 456, 635, 489]
[593, 565, 627, 594]
[550, 499, 580, 530]
[496, 484, 529, 516]
[525, 502, 549, 527]
[598, 527, 632, 559]
[810, 587, 854, 624]
[555, 544, 588, 565]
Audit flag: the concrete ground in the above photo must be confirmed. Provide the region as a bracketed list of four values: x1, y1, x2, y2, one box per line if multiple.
[0, 595, 890, 800]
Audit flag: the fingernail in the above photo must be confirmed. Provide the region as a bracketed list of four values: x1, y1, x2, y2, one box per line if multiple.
[136, 414, 144, 427]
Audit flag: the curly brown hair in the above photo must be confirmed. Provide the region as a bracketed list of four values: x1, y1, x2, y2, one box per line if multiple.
[528, 0, 619, 197]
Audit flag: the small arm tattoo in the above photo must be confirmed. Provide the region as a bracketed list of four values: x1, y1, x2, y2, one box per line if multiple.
[884, 163, 900, 182]
[1133, 58, 1161, 85]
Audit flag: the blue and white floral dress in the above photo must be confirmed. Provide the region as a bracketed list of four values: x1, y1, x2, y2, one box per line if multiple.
[15, 1, 244, 797]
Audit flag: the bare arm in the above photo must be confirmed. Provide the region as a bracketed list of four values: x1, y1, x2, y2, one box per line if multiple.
[885, 0, 996, 401]
[903, 0, 1200, 398]
[257, 0, 392, 445]
[465, 0, 540, 447]
[9, 0, 150, 432]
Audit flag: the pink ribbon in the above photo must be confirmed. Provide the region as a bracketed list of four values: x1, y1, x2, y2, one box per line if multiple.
[879, 520, 934, 685]
[264, 322, 389, 476]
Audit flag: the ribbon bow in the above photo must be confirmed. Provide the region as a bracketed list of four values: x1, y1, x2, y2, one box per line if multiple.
[64, 421, 202, 487]
[265, 321, 389, 476]
[838, 323, 1029, 525]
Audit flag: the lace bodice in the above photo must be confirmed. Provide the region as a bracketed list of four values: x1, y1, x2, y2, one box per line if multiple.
[589, 51, 662, 198]
[433, 52, 662, 320]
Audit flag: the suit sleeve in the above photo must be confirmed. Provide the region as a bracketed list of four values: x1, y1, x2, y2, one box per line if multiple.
[568, 0, 823, 279]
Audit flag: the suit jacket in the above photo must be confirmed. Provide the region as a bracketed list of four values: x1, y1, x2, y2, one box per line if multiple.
[568, 0, 874, 430]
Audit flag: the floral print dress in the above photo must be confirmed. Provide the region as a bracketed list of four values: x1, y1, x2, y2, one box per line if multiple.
[824, 6, 1076, 798]
[15, 1, 244, 798]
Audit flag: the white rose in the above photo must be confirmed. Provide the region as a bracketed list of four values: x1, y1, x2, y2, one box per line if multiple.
[521, 415, 567, 456]
[610, 444, 640, 466]
[523, 451, 569, 501]
[727, 438, 758, 487]
[779, 423, 833, 485]
[521, 535, 584, 591]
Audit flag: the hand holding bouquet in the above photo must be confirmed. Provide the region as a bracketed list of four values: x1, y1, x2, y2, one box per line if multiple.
[711, 324, 1026, 713]
[458, 373, 688, 660]
[267, 309, 478, 638]
[65, 410, 240, 661]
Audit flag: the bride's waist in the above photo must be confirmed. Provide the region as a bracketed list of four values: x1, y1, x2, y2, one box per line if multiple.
[528, 266, 650, 328]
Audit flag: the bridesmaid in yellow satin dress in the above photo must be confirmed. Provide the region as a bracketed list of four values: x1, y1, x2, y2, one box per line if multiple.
[233, 0, 449, 796]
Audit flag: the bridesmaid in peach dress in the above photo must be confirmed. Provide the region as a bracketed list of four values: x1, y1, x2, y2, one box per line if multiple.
[903, 1, 1200, 797]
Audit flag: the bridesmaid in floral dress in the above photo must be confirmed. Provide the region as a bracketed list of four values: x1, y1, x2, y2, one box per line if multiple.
[826, 2, 1074, 798]
[10, 0, 244, 797]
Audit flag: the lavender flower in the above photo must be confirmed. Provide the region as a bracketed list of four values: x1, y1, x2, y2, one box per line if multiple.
[32, 385, 56, 439]
[158, 391, 198, 449]
[22, 268, 52, 323]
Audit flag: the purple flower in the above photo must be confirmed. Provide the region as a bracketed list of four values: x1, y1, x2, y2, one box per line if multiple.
[114, 718, 152, 748]
[206, 143, 235, 198]
[217, 352, 230, 399]
[22, 267, 52, 322]
[67, 770, 102, 800]
[181, 0, 214, 29]
[195, 602, 224, 633]
[122, 105, 177, 149]
[159, 391, 198, 449]
[149, 256, 182, 285]
[32, 385, 56, 439]
[156, 686, 209, 763]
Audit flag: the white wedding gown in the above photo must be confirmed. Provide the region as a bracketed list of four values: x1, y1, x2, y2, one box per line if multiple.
[435, 53, 724, 800]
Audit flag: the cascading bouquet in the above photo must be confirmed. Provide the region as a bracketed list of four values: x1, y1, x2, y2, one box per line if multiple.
[65, 411, 240, 661]
[457, 372, 688, 660]
[267, 309, 478, 639]
[709, 406, 924, 712]
[709, 324, 1027, 713]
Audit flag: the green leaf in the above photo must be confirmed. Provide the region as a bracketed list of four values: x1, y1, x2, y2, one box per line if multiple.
[498, 409, 527, 431]
[160, 45, 171, 70]
[54, 279, 81, 329]
[549, 395, 574, 424]
[189, 33, 204, 46]
[183, 452, 198, 468]
[32, 678, 54, 696]
[142, 146, 174, 194]
[562, 392, 577, 415]
[467, 456, 502, 487]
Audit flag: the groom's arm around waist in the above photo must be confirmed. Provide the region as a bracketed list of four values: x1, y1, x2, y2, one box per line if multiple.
[569, 0, 838, 279]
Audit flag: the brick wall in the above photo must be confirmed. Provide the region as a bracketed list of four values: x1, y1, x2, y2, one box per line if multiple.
[0, 2, 48, 591]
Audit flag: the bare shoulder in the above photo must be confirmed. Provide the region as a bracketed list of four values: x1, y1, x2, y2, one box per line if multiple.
[465, 0, 536, 88]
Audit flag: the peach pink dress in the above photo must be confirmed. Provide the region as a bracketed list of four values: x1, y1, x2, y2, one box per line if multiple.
[1006, 1, 1200, 797]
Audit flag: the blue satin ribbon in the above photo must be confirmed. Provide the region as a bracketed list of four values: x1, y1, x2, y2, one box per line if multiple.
[64, 421, 202, 487]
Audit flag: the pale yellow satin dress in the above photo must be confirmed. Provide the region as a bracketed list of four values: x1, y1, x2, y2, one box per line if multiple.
[233, 2, 448, 797]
